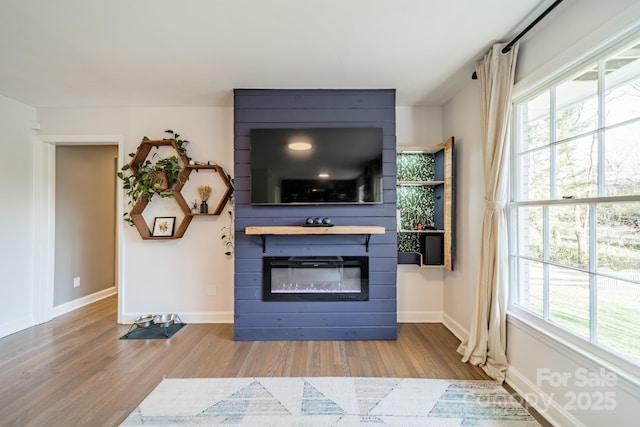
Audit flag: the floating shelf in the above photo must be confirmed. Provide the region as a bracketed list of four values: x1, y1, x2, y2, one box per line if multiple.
[183, 164, 233, 216]
[397, 180, 445, 186]
[245, 225, 386, 253]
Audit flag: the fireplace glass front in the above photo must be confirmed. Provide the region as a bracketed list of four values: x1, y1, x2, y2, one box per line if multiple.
[263, 256, 369, 301]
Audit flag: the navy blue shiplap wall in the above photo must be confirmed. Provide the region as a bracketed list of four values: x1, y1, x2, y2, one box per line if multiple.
[233, 89, 397, 340]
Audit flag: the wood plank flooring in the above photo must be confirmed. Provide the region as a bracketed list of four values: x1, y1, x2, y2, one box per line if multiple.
[0, 295, 547, 426]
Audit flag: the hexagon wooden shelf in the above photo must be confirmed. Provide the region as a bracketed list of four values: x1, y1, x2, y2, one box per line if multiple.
[128, 139, 190, 175]
[129, 192, 192, 240]
[183, 165, 233, 216]
[126, 138, 233, 240]
[127, 139, 192, 240]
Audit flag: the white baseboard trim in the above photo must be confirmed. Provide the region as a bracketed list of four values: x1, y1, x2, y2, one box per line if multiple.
[52, 287, 117, 319]
[397, 310, 442, 323]
[120, 311, 235, 324]
[0, 315, 35, 339]
[442, 312, 468, 342]
[506, 365, 585, 427]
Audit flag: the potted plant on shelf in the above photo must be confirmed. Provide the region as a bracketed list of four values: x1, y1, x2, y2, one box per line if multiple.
[197, 185, 211, 213]
[117, 154, 183, 225]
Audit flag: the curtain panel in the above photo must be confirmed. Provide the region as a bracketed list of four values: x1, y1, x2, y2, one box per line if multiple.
[457, 42, 519, 383]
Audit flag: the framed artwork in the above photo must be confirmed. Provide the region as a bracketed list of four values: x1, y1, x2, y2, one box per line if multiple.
[152, 217, 176, 237]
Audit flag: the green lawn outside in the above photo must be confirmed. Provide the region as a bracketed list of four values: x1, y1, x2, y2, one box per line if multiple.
[518, 264, 640, 362]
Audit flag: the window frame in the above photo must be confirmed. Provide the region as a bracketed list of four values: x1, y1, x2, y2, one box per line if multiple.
[507, 32, 640, 380]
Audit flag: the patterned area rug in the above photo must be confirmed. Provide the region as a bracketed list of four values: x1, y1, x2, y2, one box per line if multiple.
[121, 377, 540, 426]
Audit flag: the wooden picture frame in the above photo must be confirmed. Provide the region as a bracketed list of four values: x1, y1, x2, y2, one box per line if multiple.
[152, 217, 176, 237]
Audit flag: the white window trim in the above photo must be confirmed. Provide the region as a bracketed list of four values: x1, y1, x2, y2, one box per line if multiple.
[513, 19, 640, 101]
[507, 311, 640, 396]
[508, 27, 640, 384]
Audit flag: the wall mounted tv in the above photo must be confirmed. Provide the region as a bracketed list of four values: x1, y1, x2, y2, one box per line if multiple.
[250, 127, 384, 205]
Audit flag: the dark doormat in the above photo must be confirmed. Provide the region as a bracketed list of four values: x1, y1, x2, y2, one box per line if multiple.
[120, 323, 186, 340]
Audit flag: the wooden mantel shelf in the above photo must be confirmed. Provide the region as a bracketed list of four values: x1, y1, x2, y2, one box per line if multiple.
[245, 225, 386, 253]
[245, 225, 385, 235]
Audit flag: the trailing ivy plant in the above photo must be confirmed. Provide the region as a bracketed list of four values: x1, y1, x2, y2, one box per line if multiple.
[119, 154, 183, 201]
[163, 129, 191, 161]
[220, 172, 235, 256]
[117, 154, 184, 225]
[221, 210, 234, 256]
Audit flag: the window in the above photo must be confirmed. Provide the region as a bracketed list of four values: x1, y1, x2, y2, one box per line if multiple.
[510, 36, 640, 367]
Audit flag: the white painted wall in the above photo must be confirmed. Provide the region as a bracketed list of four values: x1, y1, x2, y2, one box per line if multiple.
[396, 106, 442, 147]
[441, 82, 484, 338]
[441, 0, 640, 425]
[34, 105, 444, 326]
[37, 106, 235, 323]
[0, 95, 37, 337]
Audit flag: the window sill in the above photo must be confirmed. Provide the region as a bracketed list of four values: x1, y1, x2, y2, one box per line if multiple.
[507, 308, 640, 396]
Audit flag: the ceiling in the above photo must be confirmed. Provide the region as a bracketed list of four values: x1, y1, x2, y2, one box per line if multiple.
[0, 0, 551, 108]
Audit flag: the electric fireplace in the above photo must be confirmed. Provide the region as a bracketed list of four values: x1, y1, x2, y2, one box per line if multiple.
[262, 256, 369, 302]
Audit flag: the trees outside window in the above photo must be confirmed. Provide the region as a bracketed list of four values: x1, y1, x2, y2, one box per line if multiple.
[510, 38, 640, 365]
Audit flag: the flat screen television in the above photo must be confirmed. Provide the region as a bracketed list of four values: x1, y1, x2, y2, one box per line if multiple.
[250, 127, 384, 205]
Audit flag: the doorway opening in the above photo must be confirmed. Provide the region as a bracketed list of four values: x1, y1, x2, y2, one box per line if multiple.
[34, 134, 125, 324]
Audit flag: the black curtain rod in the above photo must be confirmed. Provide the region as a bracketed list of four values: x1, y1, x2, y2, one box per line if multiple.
[472, 0, 565, 79]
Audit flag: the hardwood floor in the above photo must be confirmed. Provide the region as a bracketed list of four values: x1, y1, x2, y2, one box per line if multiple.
[0, 295, 546, 426]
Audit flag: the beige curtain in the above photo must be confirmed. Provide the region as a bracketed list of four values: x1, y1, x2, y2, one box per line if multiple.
[457, 42, 519, 383]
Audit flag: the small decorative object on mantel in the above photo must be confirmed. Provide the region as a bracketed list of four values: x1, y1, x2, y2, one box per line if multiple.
[303, 217, 333, 227]
[191, 200, 199, 214]
[198, 185, 212, 214]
